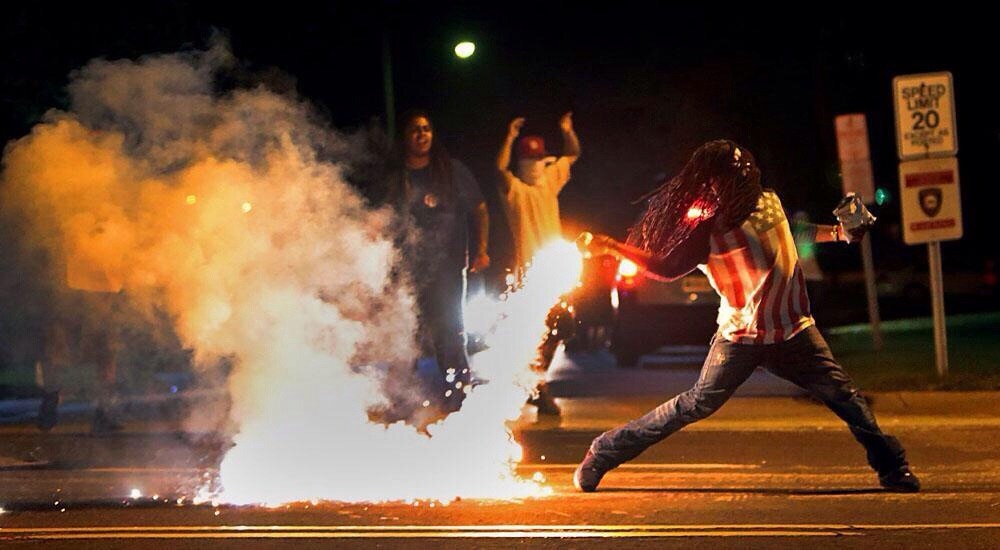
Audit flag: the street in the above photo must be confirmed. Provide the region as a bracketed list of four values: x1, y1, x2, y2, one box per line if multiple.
[1, 4, 997, 548]
[3, 390, 1000, 547]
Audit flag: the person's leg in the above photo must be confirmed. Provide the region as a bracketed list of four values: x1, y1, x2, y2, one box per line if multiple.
[527, 300, 573, 416]
[91, 328, 122, 431]
[36, 322, 69, 431]
[428, 268, 471, 411]
[531, 302, 567, 372]
[86, 292, 123, 433]
[766, 326, 918, 490]
[576, 334, 763, 491]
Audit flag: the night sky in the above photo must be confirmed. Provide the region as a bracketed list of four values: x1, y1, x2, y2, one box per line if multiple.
[2, 3, 993, 273]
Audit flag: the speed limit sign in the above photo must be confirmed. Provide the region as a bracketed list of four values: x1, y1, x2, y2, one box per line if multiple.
[891, 71, 960, 380]
[893, 72, 958, 159]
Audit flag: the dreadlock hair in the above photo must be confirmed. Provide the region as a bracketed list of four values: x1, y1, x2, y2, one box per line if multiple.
[627, 139, 763, 256]
[388, 109, 454, 207]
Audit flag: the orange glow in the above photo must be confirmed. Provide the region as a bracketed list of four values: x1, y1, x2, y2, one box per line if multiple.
[0, 49, 584, 507]
[214, 241, 582, 505]
[618, 259, 639, 278]
[687, 206, 704, 219]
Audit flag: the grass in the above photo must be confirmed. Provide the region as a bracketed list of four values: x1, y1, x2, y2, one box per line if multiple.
[828, 311, 1000, 390]
[0, 363, 106, 401]
[4, 312, 1000, 396]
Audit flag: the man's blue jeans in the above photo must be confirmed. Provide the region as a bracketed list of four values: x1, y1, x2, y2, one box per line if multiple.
[591, 326, 907, 475]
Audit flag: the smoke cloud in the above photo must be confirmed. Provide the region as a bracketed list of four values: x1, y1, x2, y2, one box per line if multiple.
[1, 39, 569, 504]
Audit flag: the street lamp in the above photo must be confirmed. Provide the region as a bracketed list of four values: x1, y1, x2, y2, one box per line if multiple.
[454, 41, 476, 59]
[383, 35, 477, 137]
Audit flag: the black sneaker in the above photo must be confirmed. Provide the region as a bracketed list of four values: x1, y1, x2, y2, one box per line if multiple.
[37, 390, 60, 432]
[91, 408, 124, 435]
[527, 383, 562, 417]
[879, 466, 921, 492]
[573, 449, 612, 492]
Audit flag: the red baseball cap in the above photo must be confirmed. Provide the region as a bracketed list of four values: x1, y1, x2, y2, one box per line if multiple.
[517, 135, 548, 159]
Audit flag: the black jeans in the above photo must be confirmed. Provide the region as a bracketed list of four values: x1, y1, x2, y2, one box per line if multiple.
[532, 297, 576, 373]
[590, 326, 908, 475]
[416, 266, 470, 385]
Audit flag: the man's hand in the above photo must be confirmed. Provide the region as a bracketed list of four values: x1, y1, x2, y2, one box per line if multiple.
[470, 252, 491, 273]
[833, 193, 876, 244]
[576, 231, 618, 257]
[559, 112, 573, 133]
[508, 117, 525, 138]
[559, 112, 580, 163]
[575, 231, 594, 256]
[839, 222, 869, 244]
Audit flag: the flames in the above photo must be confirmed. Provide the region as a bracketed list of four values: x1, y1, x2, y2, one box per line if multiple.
[214, 240, 583, 505]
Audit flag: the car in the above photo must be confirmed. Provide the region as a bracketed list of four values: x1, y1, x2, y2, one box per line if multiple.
[562, 254, 618, 353]
[609, 259, 720, 367]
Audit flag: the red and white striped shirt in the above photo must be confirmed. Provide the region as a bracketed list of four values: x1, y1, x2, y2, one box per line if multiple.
[701, 191, 814, 344]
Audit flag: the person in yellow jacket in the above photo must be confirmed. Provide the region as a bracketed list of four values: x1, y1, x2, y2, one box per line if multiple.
[496, 112, 580, 416]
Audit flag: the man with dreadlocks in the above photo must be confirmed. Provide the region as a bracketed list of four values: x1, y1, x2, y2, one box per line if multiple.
[573, 139, 919, 493]
[385, 110, 490, 416]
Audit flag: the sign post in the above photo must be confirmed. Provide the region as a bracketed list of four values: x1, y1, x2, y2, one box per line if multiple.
[835, 114, 881, 350]
[893, 72, 960, 378]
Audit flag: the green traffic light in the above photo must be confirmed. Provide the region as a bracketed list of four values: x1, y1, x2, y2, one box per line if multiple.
[875, 187, 891, 206]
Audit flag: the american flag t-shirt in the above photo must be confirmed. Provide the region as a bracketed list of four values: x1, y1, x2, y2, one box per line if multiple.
[701, 190, 814, 344]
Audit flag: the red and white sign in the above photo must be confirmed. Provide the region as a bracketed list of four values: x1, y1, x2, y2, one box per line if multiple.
[898, 157, 962, 244]
[835, 114, 875, 202]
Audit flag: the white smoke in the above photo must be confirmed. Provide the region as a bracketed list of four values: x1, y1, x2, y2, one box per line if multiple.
[1, 39, 571, 505]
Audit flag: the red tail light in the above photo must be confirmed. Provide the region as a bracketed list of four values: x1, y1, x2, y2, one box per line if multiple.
[616, 259, 639, 288]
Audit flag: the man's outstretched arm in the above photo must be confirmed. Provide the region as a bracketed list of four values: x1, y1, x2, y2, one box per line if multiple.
[559, 112, 580, 165]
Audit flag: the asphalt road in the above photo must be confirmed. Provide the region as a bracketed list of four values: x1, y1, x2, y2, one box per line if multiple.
[3, 393, 1000, 548]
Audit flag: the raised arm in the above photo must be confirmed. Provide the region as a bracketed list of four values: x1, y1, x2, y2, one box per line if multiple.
[470, 201, 490, 272]
[496, 117, 524, 193]
[559, 112, 580, 165]
[796, 223, 845, 244]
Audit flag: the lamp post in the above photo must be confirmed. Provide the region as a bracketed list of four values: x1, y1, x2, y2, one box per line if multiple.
[381, 35, 477, 138]
[382, 31, 396, 139]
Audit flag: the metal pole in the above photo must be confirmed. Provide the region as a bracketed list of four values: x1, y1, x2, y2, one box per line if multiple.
[382, 31, 396, 139]
[860, 233, 883, 350]
[927, 240, 948, 378]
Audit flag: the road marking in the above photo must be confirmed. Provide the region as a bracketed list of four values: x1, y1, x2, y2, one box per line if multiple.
[547, 418, 1000, 431]
[0, 531, 857, 539]
[83, 464, 757, 473]
[69, 464, 996, 474]
[3, 524, 999, 540]
[83, 468, 210, 474]
[521, 463, 760, 470]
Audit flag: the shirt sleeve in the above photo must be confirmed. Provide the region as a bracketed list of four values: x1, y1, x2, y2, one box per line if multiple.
[544, 156, 572, 194]
[502, 170, 525, 200]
